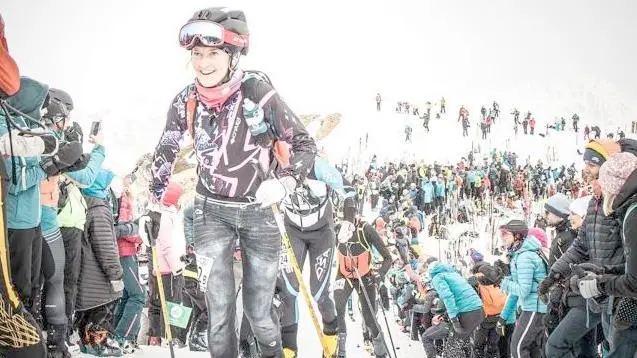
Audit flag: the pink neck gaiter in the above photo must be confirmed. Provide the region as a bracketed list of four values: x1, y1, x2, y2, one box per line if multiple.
[194, 69, 244, 111]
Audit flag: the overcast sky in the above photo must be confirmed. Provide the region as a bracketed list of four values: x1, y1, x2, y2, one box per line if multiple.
[2, 0, 636, 171]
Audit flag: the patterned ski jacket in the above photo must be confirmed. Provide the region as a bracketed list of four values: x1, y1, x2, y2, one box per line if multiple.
[150, 72, 316, 201]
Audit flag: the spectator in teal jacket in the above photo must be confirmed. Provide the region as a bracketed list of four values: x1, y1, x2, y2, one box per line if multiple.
[498, 219, 547, 358]
[428, 261, 484, 357]
[1, 77, 50, 317]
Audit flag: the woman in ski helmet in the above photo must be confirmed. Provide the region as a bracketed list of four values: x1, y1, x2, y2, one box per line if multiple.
[148, 7, 316, 358]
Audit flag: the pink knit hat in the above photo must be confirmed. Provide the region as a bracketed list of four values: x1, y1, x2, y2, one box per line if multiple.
[599, 152, 637, 196]
[528, 227, 547, 248]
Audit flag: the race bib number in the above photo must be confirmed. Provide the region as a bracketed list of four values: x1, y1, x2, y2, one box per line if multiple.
[279, 241, 293, 274]
[196, 254, 215, 293]
[334, 278, 346, 290]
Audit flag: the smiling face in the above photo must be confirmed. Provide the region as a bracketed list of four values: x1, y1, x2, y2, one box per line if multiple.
[583, 160, 600, 183]
[191, 46, 231, 87]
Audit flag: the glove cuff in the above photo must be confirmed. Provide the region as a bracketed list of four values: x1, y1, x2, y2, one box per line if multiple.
[40, 157, 59, 176]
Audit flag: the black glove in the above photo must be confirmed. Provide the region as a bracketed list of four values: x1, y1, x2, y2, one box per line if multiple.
[39, 141, 83, 176]
[576, 262, 605, 275]
[115, 222, 138, 238]
[145, 210, 162, 244]
[494, 259, 510, 277]
[63, 153, 91, 173]
[450, 317, 465, 334]
[64, 121, 84, 143]
[180, 254, 192, 265]
[40, 135, 58, 156]
[538, 275, 557, 298]
[569, 275, 581, 295]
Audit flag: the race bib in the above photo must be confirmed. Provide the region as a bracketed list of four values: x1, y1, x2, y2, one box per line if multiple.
[196, 254, 215, 292]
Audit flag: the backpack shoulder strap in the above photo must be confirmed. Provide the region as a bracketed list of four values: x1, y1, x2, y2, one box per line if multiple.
[535, 248, 549, 274]
[241, 70, 276, 106]
[622, 202, 637, 241]
[186, 92, 197, 139]
[356, 223, 371, 251]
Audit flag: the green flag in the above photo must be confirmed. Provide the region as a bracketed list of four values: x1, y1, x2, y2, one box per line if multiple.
[167, 301, 192, 329]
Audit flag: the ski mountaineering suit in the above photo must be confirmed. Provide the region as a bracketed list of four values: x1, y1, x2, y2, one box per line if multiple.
[278, 156, 353, 353]
[150, 70, 317, 357]
[334, 219, 392, 357]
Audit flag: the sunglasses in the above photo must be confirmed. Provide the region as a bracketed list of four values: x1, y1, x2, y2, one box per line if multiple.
[179, 20, 248, 50]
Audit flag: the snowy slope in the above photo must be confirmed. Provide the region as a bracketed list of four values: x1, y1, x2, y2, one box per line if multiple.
[324, 105, 588, 175]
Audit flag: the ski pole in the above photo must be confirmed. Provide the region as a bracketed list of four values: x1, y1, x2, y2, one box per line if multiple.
[271, 204, 334, 357]
[345, 245, 396, 358]
[375, 287, 398, 358]
[145, 219, 175, 358]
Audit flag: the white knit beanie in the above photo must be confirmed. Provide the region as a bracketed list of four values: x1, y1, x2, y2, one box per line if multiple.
[569, 195, 592, 218]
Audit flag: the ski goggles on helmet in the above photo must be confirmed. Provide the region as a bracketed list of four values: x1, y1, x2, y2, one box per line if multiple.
[499, 229, 512, 238]
[179, 20, 248, 50]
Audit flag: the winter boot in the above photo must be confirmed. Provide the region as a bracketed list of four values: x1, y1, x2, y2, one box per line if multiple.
[171, 338, 187, 349]
[189, 331, 208, 352]
[80, 329, 123, 357]
[239, 338, 259, 357]
[114, 335, 137, 354]
[322, 319, 338, 358]
[47, 324, 71, 358]
[336, 333, 347, 358]
[372, 332, 388, 358]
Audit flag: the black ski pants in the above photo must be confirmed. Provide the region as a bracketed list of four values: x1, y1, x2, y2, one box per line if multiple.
[546, 305, 599, 358]
[511, 311, 545, 358]
[148, 273, 185, 340]
[474, 315, 500, 358]
[41, 228, 66, 326]
[334, 273, 379, 338]
[183, 276, 208, 337]
[443, 308, 484, 358]
[278, 221, 337, 349]
[7, 227, 42, 317]
[60, 226, 83, 328]
[423, 322, 449, 357]
[0, 159, 47, 357]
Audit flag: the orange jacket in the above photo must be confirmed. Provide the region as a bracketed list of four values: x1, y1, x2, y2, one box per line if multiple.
[0, 14, 19, 96]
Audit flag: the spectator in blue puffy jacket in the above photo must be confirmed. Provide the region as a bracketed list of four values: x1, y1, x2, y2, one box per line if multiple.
[429, 261, 484, 357]
[421, 178, 434, 215]
[434, 174, 446, 212]
[498, 219, 547, 358]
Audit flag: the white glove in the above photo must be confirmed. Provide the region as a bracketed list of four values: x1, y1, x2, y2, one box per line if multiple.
[337, 221, 355, 243]
[255, 176, 296, 208]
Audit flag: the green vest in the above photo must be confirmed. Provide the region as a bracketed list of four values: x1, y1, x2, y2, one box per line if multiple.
[57, 183, 87, 230]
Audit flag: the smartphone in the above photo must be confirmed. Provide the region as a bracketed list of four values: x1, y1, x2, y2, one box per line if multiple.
[90, 121, 101, 136]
